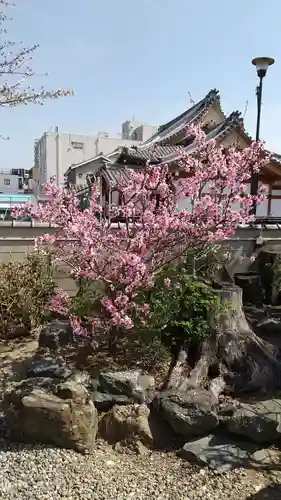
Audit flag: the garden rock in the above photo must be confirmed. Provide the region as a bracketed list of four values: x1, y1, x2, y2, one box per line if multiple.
[255, 318, 281, 350]
[234, 272, 264, 306]
[227, 398, 281, 443]
[3, 377, 98, 453]
[97, 370, 155, 403]
[99, 403, 173, 449]
[99, 404, 153, 447]
[180, 433, 260, 472]
[244, 306, 265, 327]
[217, 397, 238, 424]
[153, 387, 219, 439]
[91, 391, 137, 412]
[26, 356, 72, 380]
[114, 439, 151, 455]
[256, 318, 281, 335]
[38, 320, 73, 351]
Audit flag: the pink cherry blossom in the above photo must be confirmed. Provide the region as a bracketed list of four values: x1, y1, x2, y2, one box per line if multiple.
[13, 126, 267, 339]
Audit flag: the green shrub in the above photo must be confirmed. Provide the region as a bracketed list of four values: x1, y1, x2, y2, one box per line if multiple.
[136, 260, 223, 359]
[67, 255, 224, 372]
[70, 279, 105, 325]
[0, 252, 56, 341]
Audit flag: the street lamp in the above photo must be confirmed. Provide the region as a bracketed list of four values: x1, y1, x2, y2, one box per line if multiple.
[250, 57, 275, 216]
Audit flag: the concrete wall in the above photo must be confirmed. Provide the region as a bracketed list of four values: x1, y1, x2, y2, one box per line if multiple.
[0, 222, 77, 296]
[1, 221, 281, 296]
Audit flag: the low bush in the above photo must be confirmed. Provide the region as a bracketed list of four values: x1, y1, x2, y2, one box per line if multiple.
[135, 259, 224, 363]
[70, 258, 223, 374]
[0, 252, 56, 341]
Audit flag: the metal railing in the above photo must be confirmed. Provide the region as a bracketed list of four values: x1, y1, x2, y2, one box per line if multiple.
[253, 216, 281, 225]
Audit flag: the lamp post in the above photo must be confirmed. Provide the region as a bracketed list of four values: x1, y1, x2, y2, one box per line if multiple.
[250, 57, 275, 216]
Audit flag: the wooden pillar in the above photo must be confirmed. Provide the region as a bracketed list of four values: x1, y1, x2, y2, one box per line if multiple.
[267, 184, 272, 216]
[99, 176, 103, 223]
[108, 186, 112, 221]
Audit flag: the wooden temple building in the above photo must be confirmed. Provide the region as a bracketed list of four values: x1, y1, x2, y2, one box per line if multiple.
[77, 89, 281, 219]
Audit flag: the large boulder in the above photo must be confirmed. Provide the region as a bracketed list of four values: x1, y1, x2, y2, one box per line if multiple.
[38, 320, 74, 351]
[180, 433, 260, 472]
[90, 371, 155, 411]
[100, 404, 153, 447]
[255, 318, 281, 350]
[99, 403, 173, 450]
[153, 388, 219, 439]
[256, 318, 281, 336]
[244, 306, 266, 328]
[91, 392, 138, 412]
[3, 378, 98, 453]
[26, 355, 72, 380]
[228, 398, 281, 443]
[98, 371, 155, 402]
[234, 273, 264, 307]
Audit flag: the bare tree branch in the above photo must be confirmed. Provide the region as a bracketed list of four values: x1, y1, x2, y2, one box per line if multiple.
[0, 0, 74, 111]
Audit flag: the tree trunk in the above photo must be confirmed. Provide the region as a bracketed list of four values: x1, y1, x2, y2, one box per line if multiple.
[167, 281, 281, 396]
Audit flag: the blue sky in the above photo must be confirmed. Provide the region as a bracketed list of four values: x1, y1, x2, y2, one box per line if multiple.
[1, 0, 281, 170]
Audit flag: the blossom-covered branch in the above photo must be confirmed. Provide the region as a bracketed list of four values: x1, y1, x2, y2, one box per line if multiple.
[14, 126, 266, 338]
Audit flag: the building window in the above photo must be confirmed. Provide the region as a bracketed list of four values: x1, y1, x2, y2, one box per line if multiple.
[4, 178, 10, 185]
[71, 141, 84, 150]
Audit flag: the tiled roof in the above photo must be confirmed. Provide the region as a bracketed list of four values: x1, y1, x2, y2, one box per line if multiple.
[271, 152, 281, 165]
[205, 111, 251, 142]
[119, 145, 183, 163]
[116, 112, 250, 167]
[157, 112, 251, 166]
[101, 165, 132, 186]
[139, 89, 221, 148]
[158, 89, 220, 134]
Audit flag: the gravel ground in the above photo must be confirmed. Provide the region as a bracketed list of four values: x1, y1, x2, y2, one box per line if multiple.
[0, 434, 276, 500]
[0, 340, 281, 500]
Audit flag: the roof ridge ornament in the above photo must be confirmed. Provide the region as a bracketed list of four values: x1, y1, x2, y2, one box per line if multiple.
[228, 110, 242, 122]
[205, 89, 220, 104]
[157, 88, 220, 134]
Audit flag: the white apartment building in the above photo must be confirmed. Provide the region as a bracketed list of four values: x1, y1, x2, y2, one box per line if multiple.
[32, 120, 157, 194]
[0, 169, 26, 194]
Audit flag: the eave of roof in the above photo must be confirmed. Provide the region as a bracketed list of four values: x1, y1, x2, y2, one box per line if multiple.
[156, 112, 252, 166]
[118, 144, 183, 164]
[269, 152, 281, 165]
[67, 148, 123, 174]
[118, 111, 248, 165]
[158, 89, 220, 133]
[100, 165, 132, 186]
[138, 89, 221, 149]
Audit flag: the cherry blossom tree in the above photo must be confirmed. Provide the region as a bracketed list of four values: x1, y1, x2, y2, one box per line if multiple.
[0, 1, 73, 137]
[14, 126, 266, 342]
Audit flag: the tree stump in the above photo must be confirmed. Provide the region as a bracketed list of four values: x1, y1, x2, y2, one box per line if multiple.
[168, 281, 281, 396]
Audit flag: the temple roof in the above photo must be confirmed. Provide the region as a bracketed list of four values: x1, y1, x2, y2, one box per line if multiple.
[117, 111, 251, 166]
[271, 152, 281, 165]
[100, 164, 132, 186]
[203, 111, 251, 142]
[118, 144, 182, 164]
[139, 89, 221, 148]
[77, 88, 281, 191]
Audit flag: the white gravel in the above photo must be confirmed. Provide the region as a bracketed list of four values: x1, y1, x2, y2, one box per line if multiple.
[0, 423, 277, 500]
[0, 340, 280, 500]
